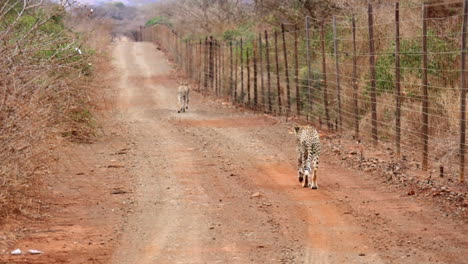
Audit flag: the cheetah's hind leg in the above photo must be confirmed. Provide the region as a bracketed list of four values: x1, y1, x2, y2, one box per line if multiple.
[298, 168, 303, 183]
[302, 172, 308, 188]
[310, 169, 318, 189]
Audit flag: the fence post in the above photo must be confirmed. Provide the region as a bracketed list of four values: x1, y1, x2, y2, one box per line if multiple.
[320, 22, 331, 129]
[352, 15, 360, 141]
[306, 16, 313, 119]
[204, 37, 209, 94]
[460, 0, 467, 182]
[240, 38, 244, 104]
[253, 40, 258, 109]
[215, 40, 219, 96]
[294, 24, 301, 116]
[219, 41, 222, 96]
[221, 42, 224, 97]
[274, 30, 282, 115]
[199, 40, 202, 90]
[282, 24, 292, 117]
[209, 36, 214, 92]
[368, 3, 378, 146]
[422, 4, 429, 171]
[230, 41, 233, 101]
[213, 40, 217, 95]
[234, 41, 239, 103]
[187, 40, 189, 75]
[333, 16, 342, 131]
[265, 30, 273, 113]
[259, 33, 265, 111]
[395, 3, 401, 157]
[247, 48, 251, 106]
[188, 39, 191, 77]
[218, 42, 221, 96]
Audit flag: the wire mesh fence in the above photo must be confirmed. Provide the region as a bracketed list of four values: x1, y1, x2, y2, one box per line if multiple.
[140, 0, 467, 183]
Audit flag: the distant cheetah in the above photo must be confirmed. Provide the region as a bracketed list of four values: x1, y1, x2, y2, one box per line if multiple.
[177, 82, 189, 113]
[295, 126, 321, 189]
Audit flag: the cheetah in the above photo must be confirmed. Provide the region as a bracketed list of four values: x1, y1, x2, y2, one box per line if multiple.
[177, 82, 189, 113]
[294, 125, 321, 189]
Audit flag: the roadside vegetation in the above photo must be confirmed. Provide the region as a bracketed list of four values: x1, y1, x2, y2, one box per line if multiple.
[0, 0, 109, 220]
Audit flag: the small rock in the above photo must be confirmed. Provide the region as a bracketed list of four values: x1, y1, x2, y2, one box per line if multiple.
[111, 188, 127, 195]
[359, 253, 366, 256]
[28, 249, 44, 255]
[407, 190, 415, 196]
[107, 164, 125, 168]
[11, 249, 21, 255]
[251, 192, 261, 198]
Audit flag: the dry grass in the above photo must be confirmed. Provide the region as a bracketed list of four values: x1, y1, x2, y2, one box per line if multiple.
[0, 1, 111, 220]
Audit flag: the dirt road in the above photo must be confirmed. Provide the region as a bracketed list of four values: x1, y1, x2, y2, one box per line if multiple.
[104, 39, 466, 264]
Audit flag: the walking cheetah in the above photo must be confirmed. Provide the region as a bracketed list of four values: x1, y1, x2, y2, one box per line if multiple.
[295, 126, 321, 189]
[177, 82, 189, 113]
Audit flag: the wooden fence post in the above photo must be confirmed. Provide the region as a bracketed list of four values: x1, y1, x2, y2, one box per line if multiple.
[321, 22, 331, 129]
[214, 39, 217, 94]
[253, 40, 258, 109]
[234, 41, 239, 102]
[282, 24, 292, 116]
[274, 30, 282, 114]
[217, 40, 220, 95]
[460, 0, 467, 182]
[219, 41, 223, 96]
[230, 41, 233, 101]
[240, 38, 244, 104]
[210, 36, 214, 92]
[265, 31, 273, 113]
[259, 33, 265, 111]
[395, 3, 401, 157]
[204, 37, 209, 94]
[352, 15, 360, 141]
[294, 24, 301, 116]
[247, 48, 251, 106]
[333, 16, 342, 131]
[422, 4, 429, 171]
[306, 16, 313, 119]
[368, 3, 378, 146]
[199, 40, 202, 89]
[221, 42, 224, 97]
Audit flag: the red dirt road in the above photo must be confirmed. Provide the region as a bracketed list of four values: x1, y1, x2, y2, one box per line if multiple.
[2, 39, 466, 264]
[108, 40, 466, 263]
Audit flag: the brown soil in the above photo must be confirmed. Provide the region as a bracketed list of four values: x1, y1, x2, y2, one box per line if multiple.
[1, 38, 466, 264]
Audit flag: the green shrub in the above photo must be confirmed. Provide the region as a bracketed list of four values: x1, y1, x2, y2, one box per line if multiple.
[364, 30, 457, 96]
[145, 16, 171, 27]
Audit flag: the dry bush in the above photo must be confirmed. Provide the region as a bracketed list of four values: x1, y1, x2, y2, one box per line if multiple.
[0, 0, 107, 220]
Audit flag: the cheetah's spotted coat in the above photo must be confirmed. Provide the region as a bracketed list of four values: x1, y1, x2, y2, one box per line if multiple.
[295, 126, 321, 189]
